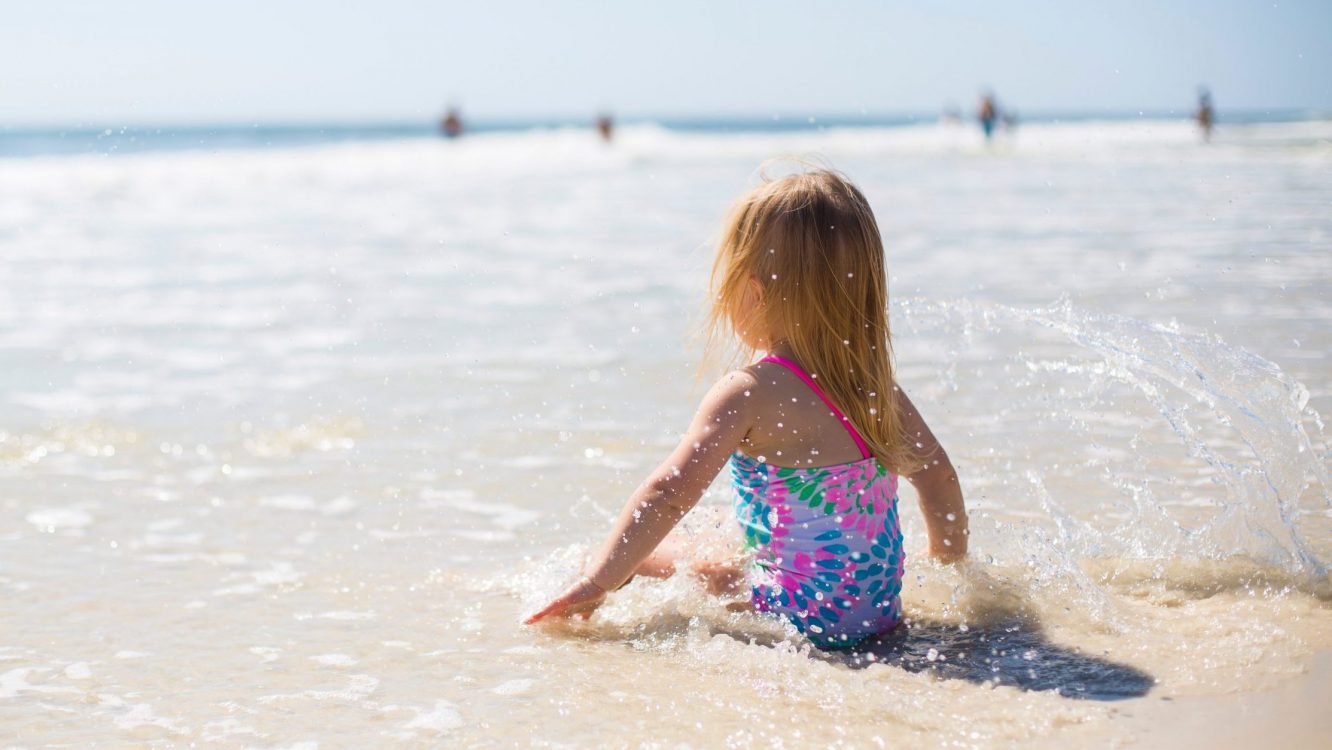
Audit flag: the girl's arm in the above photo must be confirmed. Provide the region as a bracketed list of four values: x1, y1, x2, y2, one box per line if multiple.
[897, 387, 969, 562]
[524, 371, 757, 623]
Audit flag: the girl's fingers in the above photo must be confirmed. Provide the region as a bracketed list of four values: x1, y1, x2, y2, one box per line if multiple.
[523, 583, 606, 625]
[523, 597, 577, 624]
[523, 595, 574, 624]
[522, 605, 556, 624]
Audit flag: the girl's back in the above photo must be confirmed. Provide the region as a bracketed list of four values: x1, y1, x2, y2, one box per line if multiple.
[731, 355, 903, 648]
[737, 359, 870, 468]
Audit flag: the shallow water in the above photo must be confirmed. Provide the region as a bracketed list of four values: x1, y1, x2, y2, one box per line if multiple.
[1, 119, 1330, 747]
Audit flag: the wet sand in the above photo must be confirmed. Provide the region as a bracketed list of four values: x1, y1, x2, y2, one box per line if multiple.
[1106, 649, 1332, 748]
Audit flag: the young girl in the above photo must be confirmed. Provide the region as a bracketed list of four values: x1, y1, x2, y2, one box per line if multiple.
[525, 168, 968, 649]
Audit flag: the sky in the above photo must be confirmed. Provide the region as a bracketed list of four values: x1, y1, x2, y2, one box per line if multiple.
[2, 0, 1329, 124]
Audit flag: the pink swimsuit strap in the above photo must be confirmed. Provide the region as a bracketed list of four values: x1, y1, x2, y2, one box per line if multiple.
[759, 354, 872, 461]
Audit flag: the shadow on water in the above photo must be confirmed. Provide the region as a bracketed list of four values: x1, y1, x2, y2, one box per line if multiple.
[540, 609, 1152, 700]
[588, 608, 1154, 701]
[833, 616, 1154, 701]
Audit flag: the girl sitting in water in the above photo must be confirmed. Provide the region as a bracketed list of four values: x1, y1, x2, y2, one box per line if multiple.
[525, 168, 968, 649]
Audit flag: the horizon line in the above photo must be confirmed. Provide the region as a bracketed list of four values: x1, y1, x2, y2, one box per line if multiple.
[3, 106, 1328, 131]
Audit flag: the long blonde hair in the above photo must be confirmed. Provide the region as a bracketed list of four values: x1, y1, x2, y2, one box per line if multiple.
[705, 167, 914, 474]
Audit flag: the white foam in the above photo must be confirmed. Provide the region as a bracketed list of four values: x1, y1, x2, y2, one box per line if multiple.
[249, 646, 281, 664]
[316, 610, 377, 621]
[396, 699, 464, 735]
[63, 662, 92, 680]
[440, 495, 540, 531]
[258, 674, 380, 704]
[491, 678, 534, 695]
[0, 667, 81, 697]
[310, 653, 357, 667]
[260, 494, 318, 511]
[259, 494, 358, 516]
[112, 701, 188, 734]
[369, 528, 436, 540]
[25, 507, 92, 531]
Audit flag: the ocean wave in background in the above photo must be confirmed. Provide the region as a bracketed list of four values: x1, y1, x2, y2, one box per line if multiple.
[3, 113, 1331, 160]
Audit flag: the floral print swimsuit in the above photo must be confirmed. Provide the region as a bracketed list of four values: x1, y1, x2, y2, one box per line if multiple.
[731, 355, 904, 649]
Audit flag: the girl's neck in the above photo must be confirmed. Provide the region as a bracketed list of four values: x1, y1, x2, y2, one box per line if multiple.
[765, 340, 796, 361]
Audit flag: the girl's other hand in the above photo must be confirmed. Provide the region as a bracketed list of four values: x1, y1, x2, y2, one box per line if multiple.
[522, 577, 608, 624]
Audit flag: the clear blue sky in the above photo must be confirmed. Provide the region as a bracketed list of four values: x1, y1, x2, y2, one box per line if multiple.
[3, 0, 1329, 124]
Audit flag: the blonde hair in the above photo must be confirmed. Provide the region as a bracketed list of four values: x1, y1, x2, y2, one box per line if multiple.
[705, 167, 914, 473]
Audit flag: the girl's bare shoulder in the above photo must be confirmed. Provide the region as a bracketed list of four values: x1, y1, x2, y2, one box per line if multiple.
[693, 368, 764, 423]
[730, 361, 804, 415]
[707, 368, 762, 404]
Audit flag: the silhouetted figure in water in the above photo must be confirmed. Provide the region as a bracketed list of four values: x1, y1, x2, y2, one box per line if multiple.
[440, 107, 463, 139]
[978, 92, 998, 141]
[1195, 88, 1215, 142]
[596, 113, 614, 142]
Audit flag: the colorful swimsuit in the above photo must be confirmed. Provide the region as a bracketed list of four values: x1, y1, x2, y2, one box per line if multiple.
[731, 355, 904, 649]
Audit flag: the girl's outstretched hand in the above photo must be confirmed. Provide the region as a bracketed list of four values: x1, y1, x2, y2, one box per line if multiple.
[523, 577, 608, 624]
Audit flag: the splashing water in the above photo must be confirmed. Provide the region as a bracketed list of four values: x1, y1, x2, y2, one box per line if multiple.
[898, 298, 1329, 576]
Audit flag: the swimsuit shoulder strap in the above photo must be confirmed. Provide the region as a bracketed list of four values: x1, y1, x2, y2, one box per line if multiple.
[759, 354, 872, 460]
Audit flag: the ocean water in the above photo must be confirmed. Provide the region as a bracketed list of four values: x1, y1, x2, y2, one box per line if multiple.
[0, 117, 1329, 747]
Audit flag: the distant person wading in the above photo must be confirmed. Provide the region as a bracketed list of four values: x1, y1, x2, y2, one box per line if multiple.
[441, 107, 463, 138]
[1195, 88, 1215, 142]
[978, 92, 998, 141]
